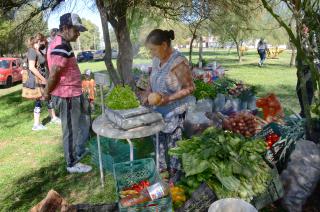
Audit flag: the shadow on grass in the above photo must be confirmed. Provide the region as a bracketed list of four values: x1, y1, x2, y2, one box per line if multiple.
[0, 90, 34, 129]
[1, 158, 116, 211]
[0, 90, 61, 128]
[0, 81, 21, 89]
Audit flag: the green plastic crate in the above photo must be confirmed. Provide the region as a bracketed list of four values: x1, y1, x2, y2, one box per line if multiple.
[113, 158, 173, 212]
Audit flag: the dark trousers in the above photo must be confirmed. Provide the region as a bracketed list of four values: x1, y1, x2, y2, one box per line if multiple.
[52, 95, 90, 167]
[258, 50, 266, 64]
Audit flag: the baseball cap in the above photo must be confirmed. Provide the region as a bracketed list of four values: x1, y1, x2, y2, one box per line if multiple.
[59, 13, 87, 32]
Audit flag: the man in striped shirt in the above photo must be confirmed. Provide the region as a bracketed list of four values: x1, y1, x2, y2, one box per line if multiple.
[44, 13, 91, 173]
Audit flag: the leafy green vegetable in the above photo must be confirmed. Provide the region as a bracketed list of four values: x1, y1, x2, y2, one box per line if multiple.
[193, 79, 217, 100]
[182, 154, 210, 176]
[106, 85, 140, 110]
[193, 77, 256, 101]
[169, 127, 271, 202]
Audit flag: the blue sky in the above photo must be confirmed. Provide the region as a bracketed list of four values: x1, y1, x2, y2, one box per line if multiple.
[47, 0, 103, 38]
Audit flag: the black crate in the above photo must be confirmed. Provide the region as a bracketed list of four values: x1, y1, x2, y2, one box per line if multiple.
[176, 182, 217, 212]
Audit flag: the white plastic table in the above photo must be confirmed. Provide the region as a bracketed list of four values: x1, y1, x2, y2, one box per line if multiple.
[92, 114, 165, 187]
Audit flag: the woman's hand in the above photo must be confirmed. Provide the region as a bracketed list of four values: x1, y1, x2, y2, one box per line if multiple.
[142, 96, 149, 105]
[157, 94, 170, 106]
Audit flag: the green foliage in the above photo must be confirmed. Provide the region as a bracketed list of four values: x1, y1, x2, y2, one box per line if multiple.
[78, 19, 100, 50]
[136, 46, 151, 59]
[169, 127, 271, 202]
[127, 7, 145, 43]
[106, 85, 140, 110]
[193, 79, 217, 100]
[193, 77, 256, 100]
[209, 4, 258, 47]
[132, 67, 142, 75]
[0, 3, 48, 55]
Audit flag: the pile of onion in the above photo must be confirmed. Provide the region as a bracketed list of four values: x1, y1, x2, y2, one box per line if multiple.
[223, 112, 259, 137]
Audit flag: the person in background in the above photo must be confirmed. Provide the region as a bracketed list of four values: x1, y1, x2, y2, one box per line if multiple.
[44, 13, 91, 173]
[81, 69, 96, 112]
[144, 29, 195, 183]
[25, 33, 61, 131]
[257, 38, 268, 67]
[48, 28, 59, 44]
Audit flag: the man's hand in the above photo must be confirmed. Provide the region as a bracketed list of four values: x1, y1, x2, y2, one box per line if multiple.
[40, 78, 47, 85]
[43, 88, 51, 100]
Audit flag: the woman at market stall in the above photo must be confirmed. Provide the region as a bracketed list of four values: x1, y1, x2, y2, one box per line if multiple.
[144, 29, 195, 183]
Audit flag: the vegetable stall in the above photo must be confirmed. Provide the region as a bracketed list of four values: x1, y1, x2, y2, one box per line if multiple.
[89, 67, 304, 211]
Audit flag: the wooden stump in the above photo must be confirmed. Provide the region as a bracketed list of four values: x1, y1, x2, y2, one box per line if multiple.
[30, 189, 75, 212]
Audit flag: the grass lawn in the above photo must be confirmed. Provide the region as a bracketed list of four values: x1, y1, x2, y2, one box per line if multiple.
[0, 49, 298, 211]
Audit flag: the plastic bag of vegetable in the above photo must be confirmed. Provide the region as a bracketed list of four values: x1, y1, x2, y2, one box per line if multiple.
[196, 99, 214, 113]
[213, 93, 226, 112]
[221, 97, 241, 116]
[240, 92, 256, 111]
[280, 140, 320, 212]
[184, 111, 213, 138]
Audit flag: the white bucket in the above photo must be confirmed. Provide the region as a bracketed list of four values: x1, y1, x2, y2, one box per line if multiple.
[208, 198, 257, 212]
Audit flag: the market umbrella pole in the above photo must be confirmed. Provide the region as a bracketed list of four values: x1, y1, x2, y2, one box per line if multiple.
[156, 132, 159, 171]
[97, 135, 104, 187]
[100, 84, 105, 115]
[127, 139, 134, 161]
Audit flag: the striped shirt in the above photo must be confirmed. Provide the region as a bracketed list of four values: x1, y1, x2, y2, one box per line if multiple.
[47, 35, 82, 97]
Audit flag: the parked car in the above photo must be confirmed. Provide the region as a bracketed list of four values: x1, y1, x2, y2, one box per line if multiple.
[77, 51, 94, 62]
[93, 49, 118, 61]
[0, 57, 22, 87]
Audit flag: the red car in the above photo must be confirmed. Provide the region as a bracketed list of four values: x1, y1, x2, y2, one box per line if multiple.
[0, 57, 22, 87]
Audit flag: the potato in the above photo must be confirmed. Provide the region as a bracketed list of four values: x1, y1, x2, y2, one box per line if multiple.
[148, 92, 162, 105]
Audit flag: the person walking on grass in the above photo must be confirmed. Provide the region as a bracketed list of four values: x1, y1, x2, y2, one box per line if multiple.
[44, 13, 91, 174]
[257, 38, 268, 67]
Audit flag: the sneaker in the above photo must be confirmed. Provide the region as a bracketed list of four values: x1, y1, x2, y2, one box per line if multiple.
[32, 124, 47, 131]
[67, 162, 92, 173]
[50, 117, 61, 125]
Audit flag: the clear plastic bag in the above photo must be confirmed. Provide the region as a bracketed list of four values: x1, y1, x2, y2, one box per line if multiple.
[196, 99, 214, 113]
[184, 110, 213, 138]
[280, 140, 320, 212]
[213, 93, 225, 112]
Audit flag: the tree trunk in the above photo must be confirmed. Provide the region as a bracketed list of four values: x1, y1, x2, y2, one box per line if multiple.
[96, 0, 121, 85]
[235, 42, 242, 62]
[296, 51, 313, 137]
[290, 44, 296, 67]
[198, 35, 203, 65]
[114, 16, 135, 88]
[189, 34, 196, 64]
